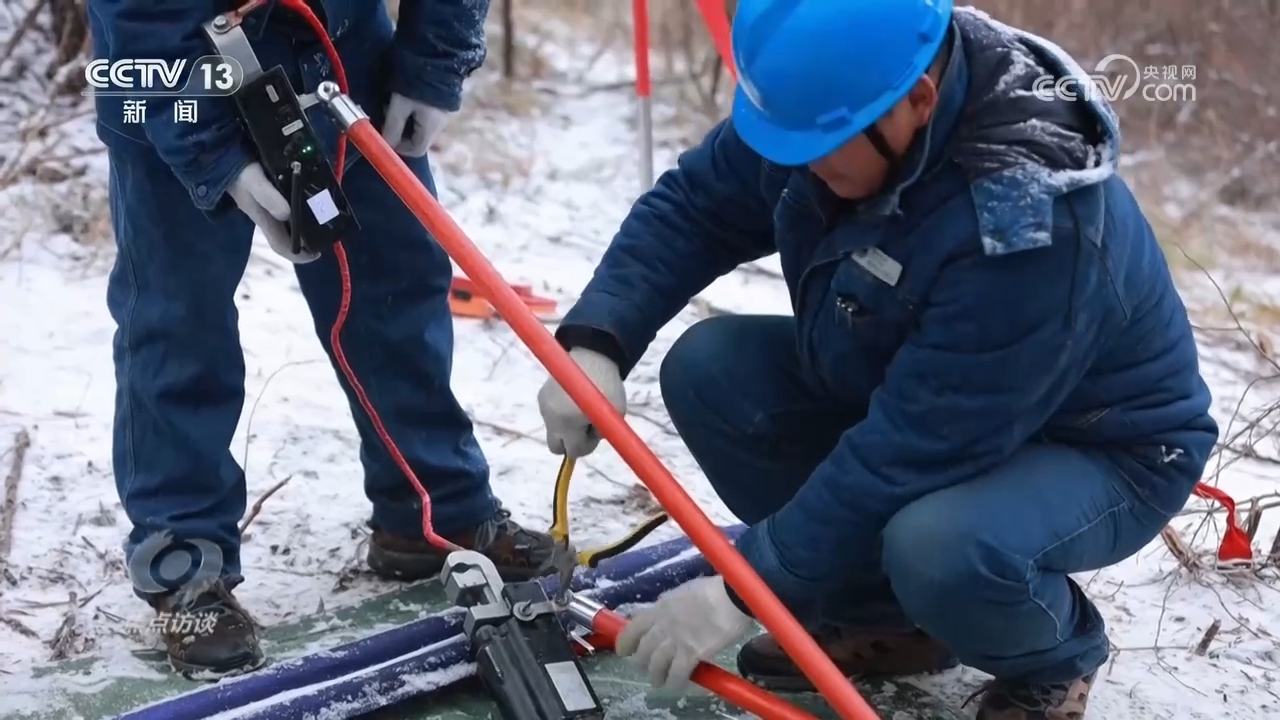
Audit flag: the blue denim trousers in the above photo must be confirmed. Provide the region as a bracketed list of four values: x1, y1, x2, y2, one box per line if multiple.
[104, 72, 497, 597]
[659, 314, 1185, 684]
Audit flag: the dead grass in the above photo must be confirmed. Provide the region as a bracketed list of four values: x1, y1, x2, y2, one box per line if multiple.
[489, 0, 1280, 281]
[9, 1, 1273, 275]
[975, 0, 1279, 210]
[503, 1, 1278, 205]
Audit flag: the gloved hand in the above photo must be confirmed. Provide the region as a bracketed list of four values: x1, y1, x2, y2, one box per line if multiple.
[616, 576, 754, 691]
[226, 163, 320, 264]
[536, 347, 626, 458]
[381, 93, 452, 157]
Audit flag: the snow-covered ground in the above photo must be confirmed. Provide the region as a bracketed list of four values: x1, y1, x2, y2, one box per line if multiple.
[3, 14, 1280, 720]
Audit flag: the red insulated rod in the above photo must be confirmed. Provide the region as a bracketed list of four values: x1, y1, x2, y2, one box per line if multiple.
[694, 0, 736, 80]
[340, 117, 881, 720]
[631, 0, 652, 99]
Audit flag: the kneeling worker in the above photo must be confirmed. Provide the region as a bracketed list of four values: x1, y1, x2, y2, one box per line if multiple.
[536, 1, 1217, 718]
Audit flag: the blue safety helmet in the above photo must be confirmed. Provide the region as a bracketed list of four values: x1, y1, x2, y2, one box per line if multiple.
[731, 0, 954, 166]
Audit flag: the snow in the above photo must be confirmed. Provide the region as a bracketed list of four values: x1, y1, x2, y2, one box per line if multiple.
[3, 9, 1280, 720]
[197, 637, 473, 720]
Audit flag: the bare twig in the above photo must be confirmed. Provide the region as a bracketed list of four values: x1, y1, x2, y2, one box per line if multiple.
[470, 416, 541, 444]
[240, 359, 321, 476]
[0, 615, 38, 639]
[0, 0, 48, 69]
[239, 475, 293, 536]
[1160, 526, 1201, 572]
[1194, 618, 1221, 655]
[46, 592, 79, 661]
[1245, 499, 1263, 540]
[1180, 247, 1280, 375]
[0, 428, 32, 561]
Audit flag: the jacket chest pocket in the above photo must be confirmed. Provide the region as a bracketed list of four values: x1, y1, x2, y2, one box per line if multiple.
[808, 251, 918, 406]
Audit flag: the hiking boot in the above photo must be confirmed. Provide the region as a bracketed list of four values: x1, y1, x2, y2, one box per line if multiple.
[152, 579, 264, 679]
[367, 506, 557, 582]
[737, 624, 958, 691]
[967, 673, 1096, 720]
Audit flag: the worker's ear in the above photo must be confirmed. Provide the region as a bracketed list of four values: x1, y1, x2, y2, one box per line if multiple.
[904, 75, 939, 128]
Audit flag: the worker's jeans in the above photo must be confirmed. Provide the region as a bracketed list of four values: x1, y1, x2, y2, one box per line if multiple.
[659, 314, 1183, 684]
[104, 128, 496, 600]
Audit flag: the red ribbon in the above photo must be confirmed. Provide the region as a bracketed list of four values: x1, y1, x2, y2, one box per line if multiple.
[1192, 482, 1253, 562]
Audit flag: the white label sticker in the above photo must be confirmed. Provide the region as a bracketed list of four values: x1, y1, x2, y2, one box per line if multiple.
[281, 119, 303, 136]
[306, 189, 340, 225]
[852, 247, 902, 287]
[544, 661, 596, 712]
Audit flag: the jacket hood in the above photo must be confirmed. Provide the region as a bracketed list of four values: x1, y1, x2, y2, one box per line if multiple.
[949, 6, 1123, 255]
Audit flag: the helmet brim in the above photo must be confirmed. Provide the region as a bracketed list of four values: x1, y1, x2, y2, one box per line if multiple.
[730, 16, 951, 167]
[732, 81, 910, 167]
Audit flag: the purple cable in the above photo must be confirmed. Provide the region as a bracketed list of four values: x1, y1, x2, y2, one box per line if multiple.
[119, 525, 744, 720]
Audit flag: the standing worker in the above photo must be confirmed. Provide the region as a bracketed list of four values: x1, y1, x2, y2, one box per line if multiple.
[89, 0, 555, 677]
[536, 2, 1217, 718]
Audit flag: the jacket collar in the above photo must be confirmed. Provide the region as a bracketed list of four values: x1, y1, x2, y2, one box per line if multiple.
[855, 23, 967, 218]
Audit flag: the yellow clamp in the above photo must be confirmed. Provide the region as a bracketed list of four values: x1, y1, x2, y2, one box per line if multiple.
[550, 456, 669, 568]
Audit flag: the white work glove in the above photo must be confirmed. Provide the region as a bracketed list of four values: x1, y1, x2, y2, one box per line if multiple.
[226, 162, 320, 264]
[536, 347, 626, 458]
[616, 576, 754, 691]
[381, 93, 451, 157]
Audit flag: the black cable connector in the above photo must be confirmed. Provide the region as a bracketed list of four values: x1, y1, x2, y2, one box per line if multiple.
[289, 161, 303, 255]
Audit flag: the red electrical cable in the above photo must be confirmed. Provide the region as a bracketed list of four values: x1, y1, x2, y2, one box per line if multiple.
[279, 0, 458, 552]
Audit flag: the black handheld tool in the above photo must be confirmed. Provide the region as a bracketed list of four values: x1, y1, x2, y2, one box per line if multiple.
[231, 65, 356, 254]
[442, 551, 604, 720]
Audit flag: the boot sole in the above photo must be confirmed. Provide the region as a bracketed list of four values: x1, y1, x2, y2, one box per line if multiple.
[739, 661, 960, 693]
[169, 650, 267, 681]
[366, 543, 549, 583]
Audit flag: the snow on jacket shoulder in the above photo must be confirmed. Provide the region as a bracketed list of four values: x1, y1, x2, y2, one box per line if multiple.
[560, 8, 1217, 616]
[87, 0, 488, 211]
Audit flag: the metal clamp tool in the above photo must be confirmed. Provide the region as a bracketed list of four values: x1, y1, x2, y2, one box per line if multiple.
[441, 551, 604, 720]
[546, 457, 670, 604]
[202, 7, 357, 255]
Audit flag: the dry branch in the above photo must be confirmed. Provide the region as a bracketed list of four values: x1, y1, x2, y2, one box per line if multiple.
[1194, 618, 1221, 655]
[0, 0, 49, 70]
[1160, 526, 1201, 572]
[0, 615, 39, 639]
[0, 429, 32, 562]
[239, 475, 293, 536]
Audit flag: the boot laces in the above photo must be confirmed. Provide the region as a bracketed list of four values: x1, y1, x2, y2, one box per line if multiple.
[471, 506, 540, 554]
[170, 578, 255, 629]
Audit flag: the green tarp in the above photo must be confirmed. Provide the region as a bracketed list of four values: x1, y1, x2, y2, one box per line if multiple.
[8, 583, 965, 720]
[368, 668, 964, 720]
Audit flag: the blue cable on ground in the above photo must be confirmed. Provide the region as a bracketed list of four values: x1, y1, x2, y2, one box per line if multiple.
[118, 526, 745, 720]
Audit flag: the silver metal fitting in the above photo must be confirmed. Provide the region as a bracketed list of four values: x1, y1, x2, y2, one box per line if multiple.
[563, 593, 605, 631]
[440, 550, 512, 638]
[201, 14, 262, 79]
[316, 81, 367, 130]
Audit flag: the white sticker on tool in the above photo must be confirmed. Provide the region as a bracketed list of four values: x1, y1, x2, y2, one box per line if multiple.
[306, 189, 339, 225]
[543, 661, 596, 712]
